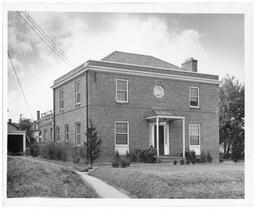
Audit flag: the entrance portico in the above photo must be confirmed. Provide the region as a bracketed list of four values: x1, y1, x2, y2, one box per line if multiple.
[145, 110, 185, 158]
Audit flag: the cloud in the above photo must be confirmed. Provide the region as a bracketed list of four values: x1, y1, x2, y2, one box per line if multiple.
[8, 13, 207, 121]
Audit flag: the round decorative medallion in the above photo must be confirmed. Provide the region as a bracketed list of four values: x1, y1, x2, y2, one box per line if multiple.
[154, 85, 164, 98]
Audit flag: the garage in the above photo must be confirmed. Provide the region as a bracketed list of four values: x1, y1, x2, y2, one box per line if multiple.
[8, 122, 26, 154]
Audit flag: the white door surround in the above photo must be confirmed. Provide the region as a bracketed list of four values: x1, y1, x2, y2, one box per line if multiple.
[146, 115, 185, 157]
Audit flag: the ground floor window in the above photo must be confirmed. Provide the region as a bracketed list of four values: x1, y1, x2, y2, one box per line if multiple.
[44, 129, 47, 140]
[189, 124, 200, 145]
[75, 122, 81, 145]
[50, 127, 53, 139]
[56, 126, 60, 141]
[65, 124, 69, 141]
[115, 121, 129, 145]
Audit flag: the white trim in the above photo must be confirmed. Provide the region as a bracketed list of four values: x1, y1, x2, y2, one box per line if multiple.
[51, 68, 86, 89]
[51, 62, 219, 89]
[116, 79, 129, 103]
[90, 65, 219, 85]
[189, 123, 201, 155]
[115, 121, 129, 146]
[59, 88, 64, 111]
[8, 132, 26, 152]
[183, 118, 186, 158]
[146, 115, 185, 120]
[189, 86, 200, 108]
[156, 117, 159, 157]
[75, 81, 81, 106]
[165, 122, 170, 155]
[75, 122, 81, 145]
[91, 59, 218, 77]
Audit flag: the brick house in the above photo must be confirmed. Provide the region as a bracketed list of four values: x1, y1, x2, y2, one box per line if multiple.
[51, 51, 219, 162]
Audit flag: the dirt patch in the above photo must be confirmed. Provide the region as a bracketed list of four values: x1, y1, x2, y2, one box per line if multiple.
[7, 156, 98, 198]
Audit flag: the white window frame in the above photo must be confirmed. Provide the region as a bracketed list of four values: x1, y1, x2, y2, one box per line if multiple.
[59, 89, 64, 111]
[115, 121, 129, 146]
[189, 124, 200, 154]
[75, 81, 81, 105]
[189, 86, 200, 108]
[56, 126, 60, 142]
[65, 124, 69, 141]
[116, 79, 128, 103]
[75, 122, 81, 146]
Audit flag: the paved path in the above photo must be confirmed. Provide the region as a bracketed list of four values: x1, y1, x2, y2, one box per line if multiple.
[76, 171, 130, 198]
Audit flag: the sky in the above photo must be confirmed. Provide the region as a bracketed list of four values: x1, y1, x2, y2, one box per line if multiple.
[8, 12, 244, 122]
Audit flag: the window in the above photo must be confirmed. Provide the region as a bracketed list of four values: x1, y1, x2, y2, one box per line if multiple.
[56, 126, 60, 142]
[75, 81, 81, 105]
[75, 122, 81, 145]
[60, 89, 64, 110]
[50, 128, 53, 139]
[189, 87, 199, 108]
[65, 124, 69, 141]
[189, 124, 200, 145]
[44, 129, 47, 140]
[115, 121, 129, 145]
[116, 79, 128, 103]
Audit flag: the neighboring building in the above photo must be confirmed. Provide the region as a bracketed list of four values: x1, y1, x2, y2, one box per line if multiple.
[7, 119, 26, 154]
[39, 110, 54, 141]
[51, 51, 219, 162]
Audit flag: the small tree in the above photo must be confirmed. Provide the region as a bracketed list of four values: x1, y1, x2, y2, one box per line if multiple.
[84, 122, 102, 166]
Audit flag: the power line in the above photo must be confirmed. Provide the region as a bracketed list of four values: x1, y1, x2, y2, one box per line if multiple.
[16, 11, 70, 64]
[23, 11, 71, 62]
[8, 52, 34, 120]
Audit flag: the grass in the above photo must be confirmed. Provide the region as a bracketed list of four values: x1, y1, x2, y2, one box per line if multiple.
[7, 156, 98, 198]
[89, 163, 244, 199]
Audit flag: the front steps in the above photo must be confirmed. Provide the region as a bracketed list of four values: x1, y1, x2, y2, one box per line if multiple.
[158, 156, 186, 163]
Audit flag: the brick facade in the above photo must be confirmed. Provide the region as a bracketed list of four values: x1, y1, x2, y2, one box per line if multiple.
[51, 51, 219, 163]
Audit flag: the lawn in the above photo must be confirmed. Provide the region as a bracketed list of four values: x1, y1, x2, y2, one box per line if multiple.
[89, 163, 244, 199]
[7, 156, 98, 198]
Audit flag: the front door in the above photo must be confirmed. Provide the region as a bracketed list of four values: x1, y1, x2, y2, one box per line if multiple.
[154, 125, 164, 156]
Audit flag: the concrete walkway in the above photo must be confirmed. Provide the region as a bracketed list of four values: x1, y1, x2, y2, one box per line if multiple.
[76, 171, 129, 198]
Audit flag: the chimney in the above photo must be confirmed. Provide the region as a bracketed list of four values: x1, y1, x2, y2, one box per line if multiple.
[181, 57, 197, 72]
[8, 119, 12, 123]
[37, 110, 40, 121]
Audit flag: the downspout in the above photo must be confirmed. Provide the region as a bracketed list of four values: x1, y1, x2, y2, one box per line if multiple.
[53, 88, 55, 142]
[86, 70, 89, 163]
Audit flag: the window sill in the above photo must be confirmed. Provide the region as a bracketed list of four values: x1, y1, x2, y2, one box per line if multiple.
[116, 101, 129, 104]
[75, 103, 81, 107]
[189, 106, 200, 109]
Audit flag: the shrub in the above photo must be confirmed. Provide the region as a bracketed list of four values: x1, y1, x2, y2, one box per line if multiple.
[112, 161, 119, 168]
[134, 148, 142, 162]
[72, 146, 80, 163]
[180, 159, 185, 165]
[112, 151, 120, 168]
[30, 142, 40, 157]
[126, 151, 131, 166]
[199, 151, 206, 163]
[219, 152, 224, 163]
[185, 150, 197, 164]
[186, 159, 191, 165]
[120, 159, 129, 168]
[173, 160, 177, 165]
[130, 150, 137, 162]
[206, 151, 213, 163]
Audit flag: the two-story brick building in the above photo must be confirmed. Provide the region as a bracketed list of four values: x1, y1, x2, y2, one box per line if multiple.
[51, 51, 219, 162]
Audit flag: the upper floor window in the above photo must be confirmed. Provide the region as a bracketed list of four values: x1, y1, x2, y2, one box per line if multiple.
[189, 87, 199, 108]
[59, 89, 64, 111]
[56, 126, 60, 142]
[116, 79, 128, 103]
[65, 124, 69, 141]
[115, 121, 129, 145]
[189, 124, 200, 146]
[75, 81, 81, 105]
[75, 122, 81, 145]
